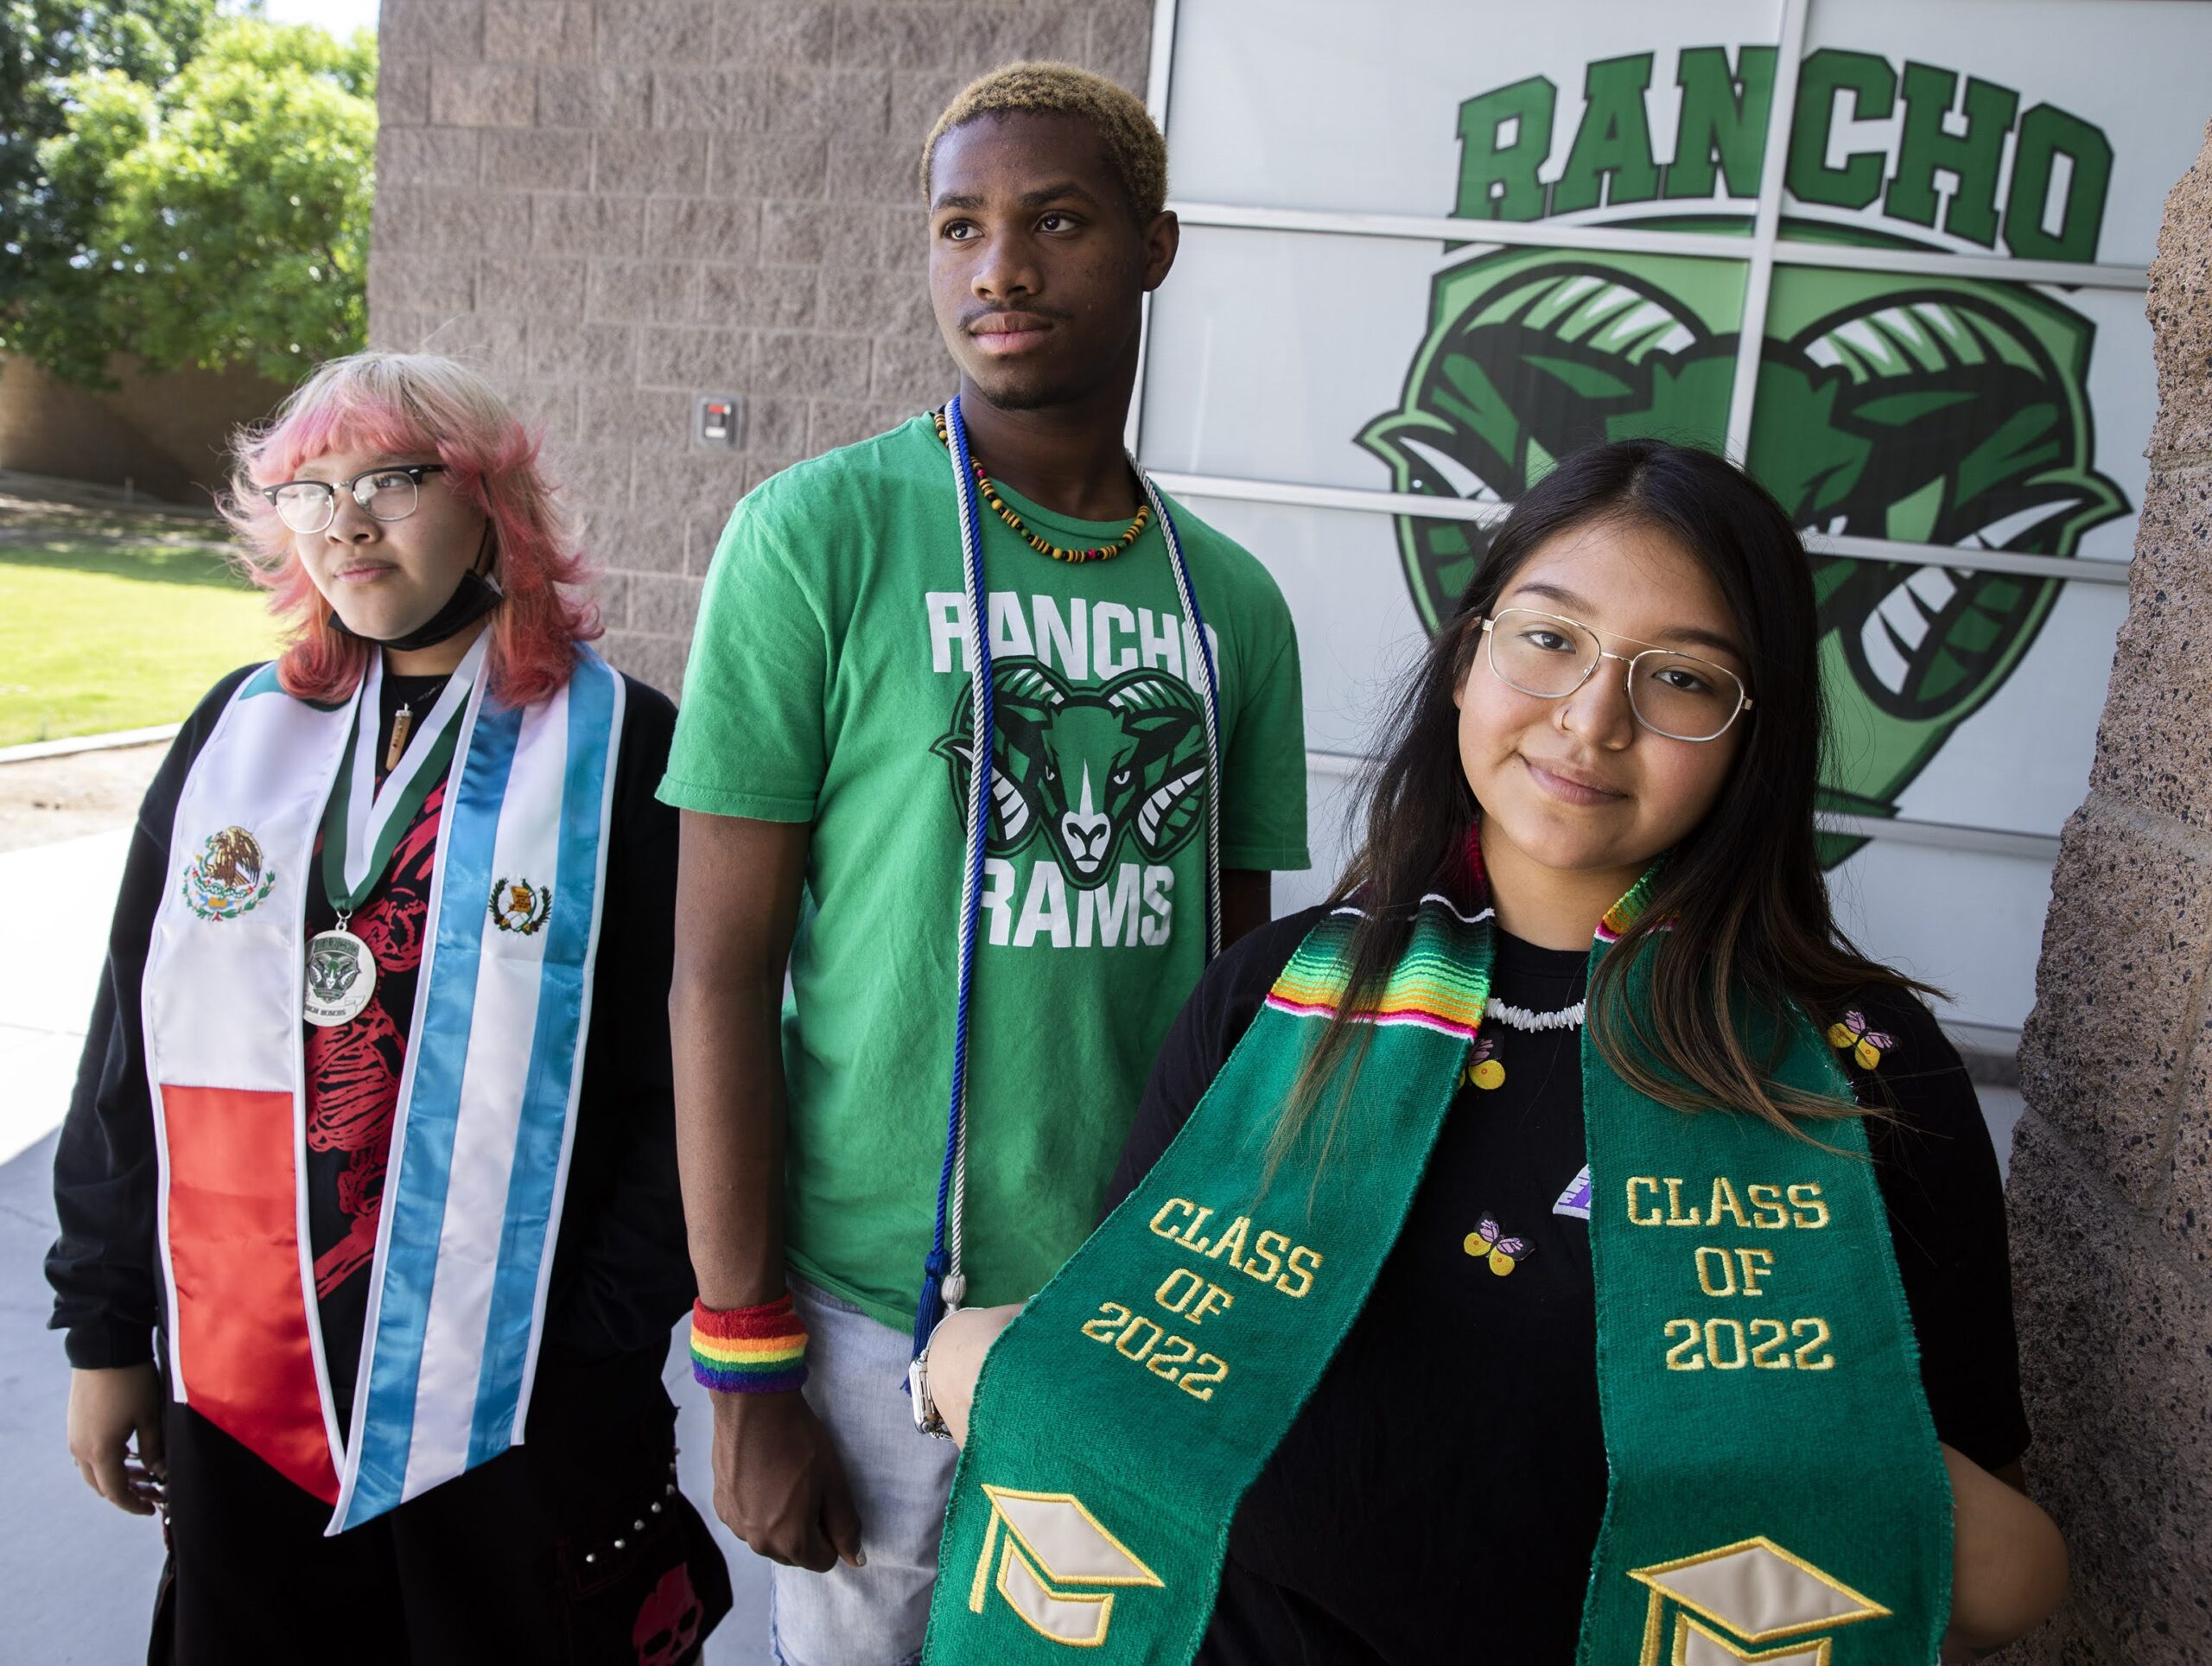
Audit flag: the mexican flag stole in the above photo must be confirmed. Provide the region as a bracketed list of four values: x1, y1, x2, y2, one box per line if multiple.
[141, 645, 624, 1532]
[925, 881, 1954, 1663]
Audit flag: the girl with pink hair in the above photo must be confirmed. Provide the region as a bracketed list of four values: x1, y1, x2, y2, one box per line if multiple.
[48, 352, 729, 1663]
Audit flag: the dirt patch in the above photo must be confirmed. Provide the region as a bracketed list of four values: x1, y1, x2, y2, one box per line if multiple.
[0, 472, 230, 550]
[0, 744, 168, 853]
[0, 469, 222, 521]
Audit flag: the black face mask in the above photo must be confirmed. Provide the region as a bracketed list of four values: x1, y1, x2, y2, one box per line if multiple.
[329, 568, 504, 652]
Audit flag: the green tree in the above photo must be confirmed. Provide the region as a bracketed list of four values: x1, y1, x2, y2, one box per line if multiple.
[5, 11, 374, 387]
[1, 3, 216, 275]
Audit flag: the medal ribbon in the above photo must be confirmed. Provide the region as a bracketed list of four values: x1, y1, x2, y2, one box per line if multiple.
[319, 634, 486, 919]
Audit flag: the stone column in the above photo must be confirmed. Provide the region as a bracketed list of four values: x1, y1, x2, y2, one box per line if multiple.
[2005, 120, 2212, 1662]
[368, 0, 1154, 694]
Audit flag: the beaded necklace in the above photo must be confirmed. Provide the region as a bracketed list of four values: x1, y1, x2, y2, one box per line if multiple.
[930, 405, 1150, 563]
[1484, 996, 1586, 1032]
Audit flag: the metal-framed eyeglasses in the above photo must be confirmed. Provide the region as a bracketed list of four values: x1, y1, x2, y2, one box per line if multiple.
[1478, 607, 1753, 742]
[262, 463, 449, 536]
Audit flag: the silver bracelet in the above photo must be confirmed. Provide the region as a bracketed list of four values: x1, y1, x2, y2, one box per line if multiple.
[906, 1310, 962, 1439]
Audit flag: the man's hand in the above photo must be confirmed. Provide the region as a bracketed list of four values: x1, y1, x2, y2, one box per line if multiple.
[67, 1364, 165, 1517]
[710, 1389, 863, 1572]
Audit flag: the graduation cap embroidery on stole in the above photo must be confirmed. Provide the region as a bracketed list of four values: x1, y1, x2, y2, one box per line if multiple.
[1629, 1536, 1891, 1663]
[968, 1485, 1165, 1647]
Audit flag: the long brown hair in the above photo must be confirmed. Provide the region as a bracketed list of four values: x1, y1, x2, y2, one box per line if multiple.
[1280, 440, 1929, 1166]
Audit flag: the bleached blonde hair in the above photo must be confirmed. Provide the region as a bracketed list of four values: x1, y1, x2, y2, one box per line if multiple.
[919, 60, 1167, 221]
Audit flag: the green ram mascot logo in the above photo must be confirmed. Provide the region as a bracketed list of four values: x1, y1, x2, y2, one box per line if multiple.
[307, 938, 365, 1004]
[934, 661, 1209, 887]
[1358, 236, 2127, 860]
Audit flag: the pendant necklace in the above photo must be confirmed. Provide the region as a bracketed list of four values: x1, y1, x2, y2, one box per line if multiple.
[304, 639, 484, 1028]
[383, 676, 452, 776]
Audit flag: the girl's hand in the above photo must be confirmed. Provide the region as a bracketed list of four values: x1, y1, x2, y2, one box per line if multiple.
[67, 1364, 166, 1517]
[930, 1302, 1023, 1447]
[1940, 1443, 2067, 1659]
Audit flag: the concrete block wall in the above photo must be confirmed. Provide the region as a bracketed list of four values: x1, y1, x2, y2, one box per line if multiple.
[2003, 120, 2212, 1663]
[0, 355, 290, 504]
[369, 0, 1154, 695]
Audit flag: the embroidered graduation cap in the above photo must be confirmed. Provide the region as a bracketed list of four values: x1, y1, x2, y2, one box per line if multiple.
[968, 1485, 1165, 1647]
[1630, 1537, 1891, 1663]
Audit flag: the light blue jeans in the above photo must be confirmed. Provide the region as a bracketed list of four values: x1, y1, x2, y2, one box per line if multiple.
[768, 1275, 961, 1666]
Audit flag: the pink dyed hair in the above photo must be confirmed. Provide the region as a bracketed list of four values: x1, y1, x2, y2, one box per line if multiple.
[222, 351, 601, 708]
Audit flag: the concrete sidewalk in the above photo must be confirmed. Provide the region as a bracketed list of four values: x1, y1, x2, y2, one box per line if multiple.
[0, 830, 130, 1167]
[1, 1117, 772, 1663]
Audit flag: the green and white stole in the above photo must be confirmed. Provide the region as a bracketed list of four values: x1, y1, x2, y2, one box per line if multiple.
[925, 874, 1953, 1663]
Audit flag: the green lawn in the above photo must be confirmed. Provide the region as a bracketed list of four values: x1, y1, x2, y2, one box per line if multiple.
[0, 529, 289, 747]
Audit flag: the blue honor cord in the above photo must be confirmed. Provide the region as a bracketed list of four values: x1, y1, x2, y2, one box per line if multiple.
[912, 395, 1222, 1358]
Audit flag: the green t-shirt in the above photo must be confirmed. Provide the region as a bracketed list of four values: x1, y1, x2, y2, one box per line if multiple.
[660, 416, 1309, 1329]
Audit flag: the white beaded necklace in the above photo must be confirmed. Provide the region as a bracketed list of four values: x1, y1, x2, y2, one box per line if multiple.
[1484, 997, 1586, 1033]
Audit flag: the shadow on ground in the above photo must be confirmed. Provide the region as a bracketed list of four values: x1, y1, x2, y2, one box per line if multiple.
[0, 538, 247, 588]
[0, 1129, 772, 1664]
[0, 1132, 168, 1662]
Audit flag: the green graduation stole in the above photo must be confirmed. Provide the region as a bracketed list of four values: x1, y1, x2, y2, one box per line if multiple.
[925, 873, 1953, 1664]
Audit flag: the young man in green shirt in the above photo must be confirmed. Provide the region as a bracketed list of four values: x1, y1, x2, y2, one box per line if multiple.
[660, 63, 1308, 1663]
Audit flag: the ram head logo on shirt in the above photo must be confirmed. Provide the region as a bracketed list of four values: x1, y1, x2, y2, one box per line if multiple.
[936, 661, 1209, 887]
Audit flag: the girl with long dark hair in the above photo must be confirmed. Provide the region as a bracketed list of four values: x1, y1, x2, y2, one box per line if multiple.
[914, 440, 2065, 1663]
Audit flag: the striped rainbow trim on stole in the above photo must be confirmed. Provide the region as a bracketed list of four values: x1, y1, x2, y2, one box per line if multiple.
[1596, 864, 1661, 943]
[1263, 894, 1492, 1041]
[691, 1295, 810, 1393]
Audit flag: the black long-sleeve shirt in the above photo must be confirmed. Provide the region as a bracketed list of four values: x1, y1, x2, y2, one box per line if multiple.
[46, 662, 693, 1395]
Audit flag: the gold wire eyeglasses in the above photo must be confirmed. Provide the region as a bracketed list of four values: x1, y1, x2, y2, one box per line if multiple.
[1478, 607, 1752, 742]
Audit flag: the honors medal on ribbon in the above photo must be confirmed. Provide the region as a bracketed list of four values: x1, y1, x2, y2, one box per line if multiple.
[489, 876, 551, 936]
[304, 927, 377, 1027]
[181, 826, 276, 921]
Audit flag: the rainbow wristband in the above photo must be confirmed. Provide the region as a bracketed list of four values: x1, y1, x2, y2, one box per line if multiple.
[690, 1294, 809, 1394]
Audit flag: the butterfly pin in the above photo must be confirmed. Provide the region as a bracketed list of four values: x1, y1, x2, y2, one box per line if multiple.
[1459, 1033, 1505, 1091]
[1827, 1010, 1895, 1070]
[1463, 1213, 1530, 1276]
